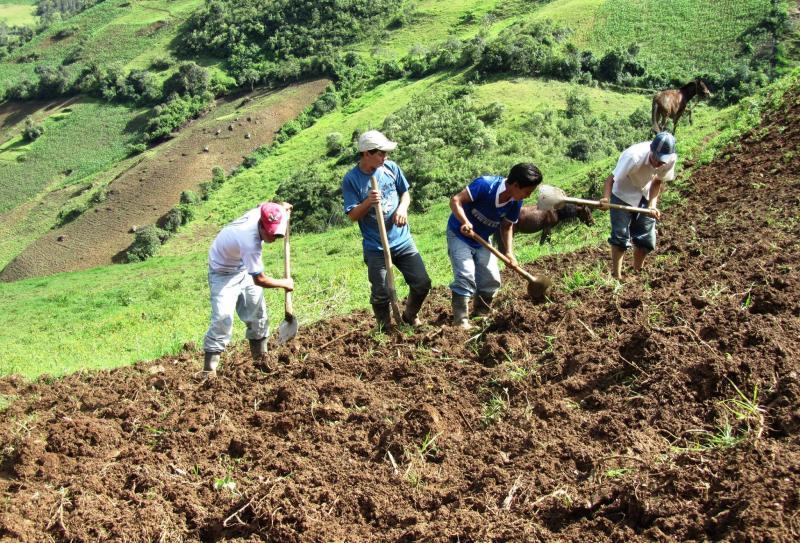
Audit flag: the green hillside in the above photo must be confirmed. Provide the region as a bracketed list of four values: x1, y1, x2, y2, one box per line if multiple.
[0, 0, 37, 27]
[0, 0, 794, 378]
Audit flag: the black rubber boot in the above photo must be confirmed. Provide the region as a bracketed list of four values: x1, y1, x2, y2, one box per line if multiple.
[249, 338, 267, 361]
[473, 291, 494, 317]
[372, 303, 392, 331]
[401, 289, 428, 327]
[203, 352, 220, 375]
[451, 293, 472, 330]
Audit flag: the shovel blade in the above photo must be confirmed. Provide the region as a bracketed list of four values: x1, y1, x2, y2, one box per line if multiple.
[277, 316, 298, 345]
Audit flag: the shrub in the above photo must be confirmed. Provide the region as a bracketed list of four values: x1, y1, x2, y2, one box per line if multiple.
[143, 93, 213, 143]
[126, 226, 167, 262]
[126, 142, 147, 156]
[22, 117, 44, 141]
[150, 56, 173, 71]
[200, 167, 226, 199]
[326, 132, 343, 156]
[274, 167, 344, 233]
[566, 139, 592, 161]
[164, 61, 210, 97]
[565, 90, 591, 119]
[125, 69, 162, 103]
[158, 207, 189, 233]
[55, 202, 87, 226]
[180, 190, 200, 205]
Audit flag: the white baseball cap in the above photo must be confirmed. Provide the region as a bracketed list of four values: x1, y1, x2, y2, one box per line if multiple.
[358, 130, 397, 153]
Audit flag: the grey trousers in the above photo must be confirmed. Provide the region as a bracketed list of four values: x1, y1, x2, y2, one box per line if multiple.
[364, 241, 431, 306]
[203, 268, 269, 353]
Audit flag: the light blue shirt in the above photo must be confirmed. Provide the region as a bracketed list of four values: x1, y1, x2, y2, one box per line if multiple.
[342, 160, 412, 253]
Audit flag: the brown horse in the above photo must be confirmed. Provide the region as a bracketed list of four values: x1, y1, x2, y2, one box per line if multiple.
[651, 78, 711, 134]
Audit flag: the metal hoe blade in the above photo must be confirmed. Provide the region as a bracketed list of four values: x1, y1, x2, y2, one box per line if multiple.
[277, 315, 298, 345]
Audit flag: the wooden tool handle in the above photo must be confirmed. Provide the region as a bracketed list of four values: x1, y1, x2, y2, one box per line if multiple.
[467, 231, 541, 285]
[562, 196, 659, 218]
[283, 213, 293, 318]
[369, 176, 403, 323]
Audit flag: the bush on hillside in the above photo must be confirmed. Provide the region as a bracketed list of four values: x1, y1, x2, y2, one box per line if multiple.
[123, 70, 162, 103]
[274, 167, 344, 233]
[150, 56, 173, 71]
[22, 117, 44, 141]
[34, 65, 72, 97]
[180, 190, 200, 205]
[183, 0, 399, 62]
[142, 92, 213, 143]
[325, 132, 343, 156]
[381, 88, 497, 210]
[164, 62, 210, 97]
[200, 167, 226, 199]
[125, 226, 168, 263]
[159, 206, 192, 233]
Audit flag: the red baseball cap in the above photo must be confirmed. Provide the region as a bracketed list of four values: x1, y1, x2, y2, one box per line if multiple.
[259, 203, 288, 237]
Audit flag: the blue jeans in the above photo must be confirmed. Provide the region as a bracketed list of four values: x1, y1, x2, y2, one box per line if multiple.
[203, 268, 269, 353]
[447, 229, 501, 297]
[363, 240, 431, 306]
[608, 195, 656, 252]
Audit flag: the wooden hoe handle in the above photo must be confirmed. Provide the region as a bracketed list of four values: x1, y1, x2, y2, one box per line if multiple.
[563, 196, 659, 218]
[283, 214, 293, 319]
[467, 231, 543, 286]
[370, 176, 403, 324]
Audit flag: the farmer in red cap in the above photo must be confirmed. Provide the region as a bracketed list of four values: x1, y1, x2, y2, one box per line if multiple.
[202, 202, 294, 375]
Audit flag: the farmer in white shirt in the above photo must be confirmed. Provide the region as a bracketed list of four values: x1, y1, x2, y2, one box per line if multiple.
[202, 202, 294, 375]
[599, 131, 676, 280]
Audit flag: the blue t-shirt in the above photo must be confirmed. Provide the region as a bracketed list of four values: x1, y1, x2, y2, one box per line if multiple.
[342, 160, 412, 253]
[447, 176, 522, 248]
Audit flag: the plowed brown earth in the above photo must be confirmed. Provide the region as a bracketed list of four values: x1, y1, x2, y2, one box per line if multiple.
[1, 85, 799, 541]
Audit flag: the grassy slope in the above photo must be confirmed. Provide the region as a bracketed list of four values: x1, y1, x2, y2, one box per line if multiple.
[0, 74, 723, 379]
[0, 0, 204, 94]
[531, 0, 773, 80]
[0, 1, 37, 27]
[0, 0, 785, 378]
[352, 0, 499, 57]
[0, 100, 144, 267]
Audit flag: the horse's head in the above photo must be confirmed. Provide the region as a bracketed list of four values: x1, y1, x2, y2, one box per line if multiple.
[576, 204, 594, 226]
[695, 78, 712, 99]
[555, 204, 594, 226]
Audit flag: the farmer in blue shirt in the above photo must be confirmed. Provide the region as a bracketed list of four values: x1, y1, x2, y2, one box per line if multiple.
[342, 130, 431, 329]
[447, 163, 543, 328]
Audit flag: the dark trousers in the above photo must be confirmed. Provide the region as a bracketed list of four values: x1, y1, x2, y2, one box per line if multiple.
[364, 241, 431, 306]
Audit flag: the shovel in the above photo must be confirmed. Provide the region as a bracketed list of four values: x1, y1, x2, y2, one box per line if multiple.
[277, 213, 298, 345]
[537, 184, 659, 218]
[467, 231, 553, 301]
[370, 175, 403, 324]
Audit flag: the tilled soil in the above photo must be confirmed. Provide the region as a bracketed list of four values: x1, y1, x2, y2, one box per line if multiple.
[1, 85, 800, 541]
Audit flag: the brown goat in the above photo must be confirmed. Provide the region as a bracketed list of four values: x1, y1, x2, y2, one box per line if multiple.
[651, 78, 711, 134]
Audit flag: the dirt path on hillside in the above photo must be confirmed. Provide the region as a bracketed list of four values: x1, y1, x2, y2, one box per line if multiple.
[0, 79, 330, 281]
[1, 83, 799, 541]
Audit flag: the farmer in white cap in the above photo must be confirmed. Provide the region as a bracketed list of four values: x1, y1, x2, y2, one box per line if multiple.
[342, 130, 431, 329]
[202, 202, 294, 374]
[599, 131, 677, 280]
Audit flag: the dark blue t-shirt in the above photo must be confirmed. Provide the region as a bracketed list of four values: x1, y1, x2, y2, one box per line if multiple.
[342, 160, 412, 253]
[447, 175, 522, 248]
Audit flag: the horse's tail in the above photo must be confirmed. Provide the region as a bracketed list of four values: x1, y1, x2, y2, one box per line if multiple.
[651, 96, 661, 133]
